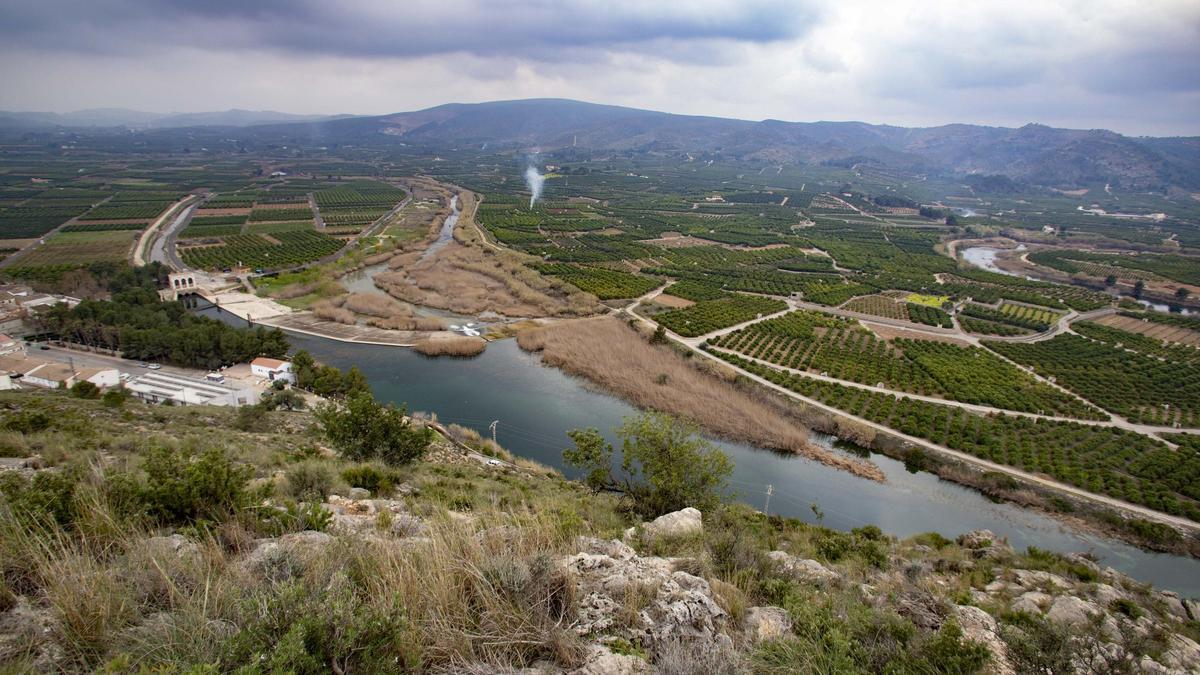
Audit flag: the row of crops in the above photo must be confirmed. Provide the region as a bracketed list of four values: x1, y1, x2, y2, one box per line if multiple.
[180, 230, 343, 270]
[712, 348, 1200, 521]
[653, 294, 786, 337]
[709, 310, 1102, 419]
[533, 263, 660, 300]
[985, 334, 1200, 426]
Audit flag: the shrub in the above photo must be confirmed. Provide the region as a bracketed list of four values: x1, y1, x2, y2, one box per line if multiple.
[70, 380, 100, 399]
[0, 469, 80, 526]
[563, 412, 733, 517]
[3, 409, 52, 434]
[139, 445, 254, 525]
[101, 388, 128, 408]
[315, 392, 431, 466]
[341, 464, 402, 497]
[233, 404, 269, 432]
[282, 461, 338, 502]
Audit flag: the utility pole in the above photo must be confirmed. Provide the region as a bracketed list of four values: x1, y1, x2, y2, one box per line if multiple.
[489, 420, 499, 447]
[764, 484, 773, 516]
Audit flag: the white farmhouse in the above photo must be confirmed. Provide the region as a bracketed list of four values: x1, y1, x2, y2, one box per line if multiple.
[250, 357, 295, 384]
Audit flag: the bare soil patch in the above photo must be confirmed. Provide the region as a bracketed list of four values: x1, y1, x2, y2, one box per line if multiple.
[864, 322, 972, 345]
[1095, 314, 1200, 347]
[518, 316, 884, 481]
[194, 208, 251, 216]
[652, 294, 694, 309]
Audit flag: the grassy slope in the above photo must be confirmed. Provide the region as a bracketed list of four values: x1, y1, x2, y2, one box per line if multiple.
[0, 390, 1196, 673]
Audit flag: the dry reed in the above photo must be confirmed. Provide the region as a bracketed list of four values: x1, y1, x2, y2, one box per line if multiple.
[412, 337, 487, 357]
[518, 317, 885, 482]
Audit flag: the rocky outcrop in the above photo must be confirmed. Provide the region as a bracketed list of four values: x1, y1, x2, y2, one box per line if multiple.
[322, 495, 425, 537]
[954, 605, 1015, 675]
[562, 537, 731, 664]
[626, 508, 704, 542]
[743, 606, 791, 644]
[766, 550, 841, 585]
[957, 529, 1013, 560]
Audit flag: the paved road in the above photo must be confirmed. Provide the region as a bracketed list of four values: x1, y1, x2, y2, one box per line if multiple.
[145, 198, 201, 269]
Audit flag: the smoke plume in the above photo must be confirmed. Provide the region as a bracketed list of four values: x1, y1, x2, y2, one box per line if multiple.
[524, 164, 545, 208]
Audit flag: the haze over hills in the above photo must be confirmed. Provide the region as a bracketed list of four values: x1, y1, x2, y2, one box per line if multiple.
[7, 98, 1200, 190]
[0, 108, 350, 129]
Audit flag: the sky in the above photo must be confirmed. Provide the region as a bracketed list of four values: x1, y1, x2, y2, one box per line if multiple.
[1, 0, 1198, 136]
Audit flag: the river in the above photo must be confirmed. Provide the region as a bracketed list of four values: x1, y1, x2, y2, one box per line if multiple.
[197, 303, 1200, 595]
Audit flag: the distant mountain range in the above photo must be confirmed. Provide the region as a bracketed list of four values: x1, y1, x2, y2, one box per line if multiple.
[5, 99, 1199, 190]
[0, 108, 351, 129]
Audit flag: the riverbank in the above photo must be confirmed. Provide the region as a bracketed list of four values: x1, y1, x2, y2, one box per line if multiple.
[195, 302, 1200, 594]
[516, 316, 885, 482]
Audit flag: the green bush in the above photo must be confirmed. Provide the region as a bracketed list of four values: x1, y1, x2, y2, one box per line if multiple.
[101, 388, 129, 408]
[341, 464, 402, 497]
[0, 469, 80, 526]
[233, 404, 270, 432]
[139, 446, 254, 525]
[70, 380, 100, 399]
[315, 392, 431, 466]
[282, 461, 337, 502]
[3, 409, 52, 434]
[563, 412, 733, 518]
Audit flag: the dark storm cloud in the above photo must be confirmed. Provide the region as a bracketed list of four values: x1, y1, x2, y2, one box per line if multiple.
[0, 0, 821, 62]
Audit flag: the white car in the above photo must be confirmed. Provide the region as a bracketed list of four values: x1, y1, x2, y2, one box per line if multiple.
[147, 363, 162, 370]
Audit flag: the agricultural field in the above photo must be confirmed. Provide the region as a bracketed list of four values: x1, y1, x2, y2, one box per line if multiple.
[1029, 249, 1200, 286]
[711, 349, 1200, 522]
[652, 294, 785, 337]
[986, 334, 1200, 426]
[960, 302, 1055, 332]
[710, 310, 1102, 418]
[248, 207, 314, 222]
[533, 263, 660, 300]
[906, 293, 949, 308]
[1072, 321, 1200, 364]
[5, 230, 138, 273]
[1094, 312, 1200, 347]
[180, 230, 343, 270]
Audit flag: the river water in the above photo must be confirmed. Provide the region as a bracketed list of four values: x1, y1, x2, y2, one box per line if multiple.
[197, 304, 1200, 595]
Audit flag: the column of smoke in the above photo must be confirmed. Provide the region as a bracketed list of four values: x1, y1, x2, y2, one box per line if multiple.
[524, 165, 545, 209]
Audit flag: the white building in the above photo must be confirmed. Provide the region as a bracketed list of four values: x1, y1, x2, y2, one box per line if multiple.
[21, 362, 119, 390]
[250, 357, 294, 383]
[126, 371, 255, 407]
[0, 334, 22, 356]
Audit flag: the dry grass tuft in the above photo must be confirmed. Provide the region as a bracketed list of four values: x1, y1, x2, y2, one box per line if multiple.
[517, 317, 884, 481]
[344, 292, 412, 319]
[413, 336, 487, 357]
[312, 301, 357, 325]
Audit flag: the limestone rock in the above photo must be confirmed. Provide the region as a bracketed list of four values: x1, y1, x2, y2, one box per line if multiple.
[954, 605, 1015, 675]
[1156, 634, 1200, 674]
[347, 487, 371, 499]
[766, 551, 841, 585]
[957, 530, 1012, 559]
[744, 606, 791, 644]
[1045, 595, 1102, 629]
[1159, 591, 1189, 622]
[568, 645, 651, 674]
[642, 508, 703, 540]
[145, 533, 201, 562]
[239, 530, 333, 582]
[1010, 569, 1071, 592]
[1010, 591, 1053, 615]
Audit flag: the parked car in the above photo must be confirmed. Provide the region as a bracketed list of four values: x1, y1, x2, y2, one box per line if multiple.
[147, 364, 162, 370]
[137, 362, 150, 368]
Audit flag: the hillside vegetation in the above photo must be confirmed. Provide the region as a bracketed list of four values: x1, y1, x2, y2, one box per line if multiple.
[1, 390, 1199, 673]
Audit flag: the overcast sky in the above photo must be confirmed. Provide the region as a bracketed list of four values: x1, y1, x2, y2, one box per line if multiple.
[1, 0, 1197, 136]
